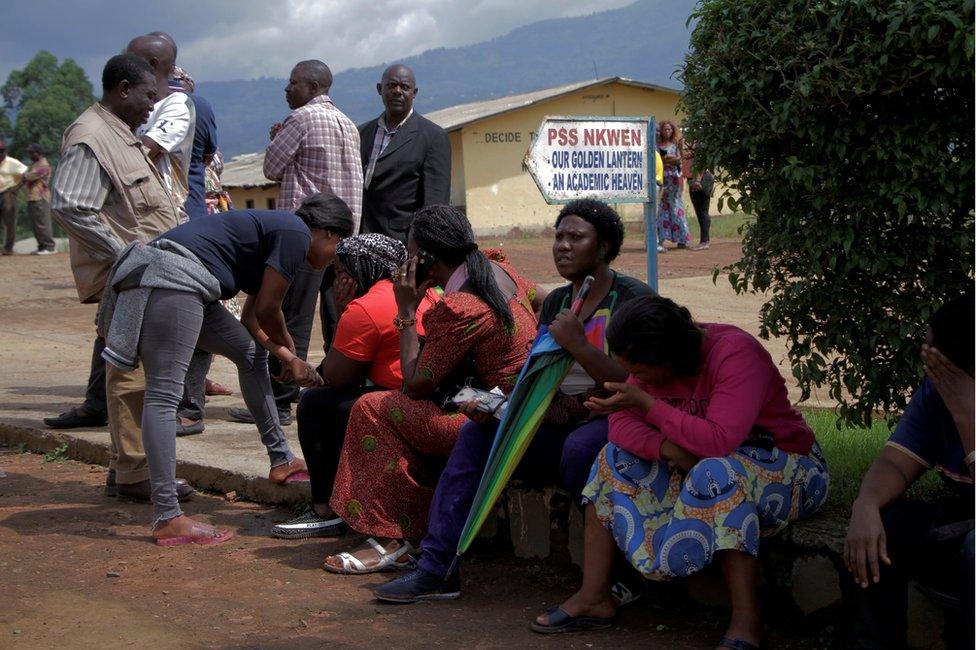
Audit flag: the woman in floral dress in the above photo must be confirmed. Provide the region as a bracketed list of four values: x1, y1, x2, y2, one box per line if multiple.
[656, 120, 691, 251]
[324, 205, 539, 574]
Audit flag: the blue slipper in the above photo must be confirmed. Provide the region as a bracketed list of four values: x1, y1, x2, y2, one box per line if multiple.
[530, 606, 614, 634]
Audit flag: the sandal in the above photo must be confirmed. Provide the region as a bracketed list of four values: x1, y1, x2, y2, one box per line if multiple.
[269, 458, 310, 484]
[155, 522, 234, 547]
[717, 637, 761, 650]
[322, 537, 417, 575]
[530, 606, 614, 634]
[205, 379, 233, 396]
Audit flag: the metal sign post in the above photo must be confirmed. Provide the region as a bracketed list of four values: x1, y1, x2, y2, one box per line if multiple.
[525, 115, 659, 291]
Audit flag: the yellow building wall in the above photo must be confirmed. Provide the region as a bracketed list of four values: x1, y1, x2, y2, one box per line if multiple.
[227, 186, 281, 212]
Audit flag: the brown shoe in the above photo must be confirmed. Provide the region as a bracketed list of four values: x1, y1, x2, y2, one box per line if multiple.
[117, 478, 195, 502]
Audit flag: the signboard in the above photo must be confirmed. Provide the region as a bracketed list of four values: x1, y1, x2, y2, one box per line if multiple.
[524, 115, 660, 290]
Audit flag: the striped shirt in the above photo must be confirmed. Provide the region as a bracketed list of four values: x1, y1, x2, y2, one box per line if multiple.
[263, 94, 363, 231]
[50, 144, 121, 263]
[364, 109, 413, 189]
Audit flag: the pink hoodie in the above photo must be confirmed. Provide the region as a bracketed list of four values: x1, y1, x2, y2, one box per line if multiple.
[608, 323, 815, 460]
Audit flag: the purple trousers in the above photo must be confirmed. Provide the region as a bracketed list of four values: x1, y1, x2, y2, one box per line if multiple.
[417, 416, 608, 578]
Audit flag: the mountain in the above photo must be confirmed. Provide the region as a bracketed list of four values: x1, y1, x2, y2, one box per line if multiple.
[197, 0, 695, 157]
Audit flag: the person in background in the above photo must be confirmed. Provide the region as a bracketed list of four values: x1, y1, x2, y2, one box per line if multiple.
[0, 139, 27, 255]
[227, 59, 362, 426]
[97, 194, 353, 546]
[846, 293, 974, 650]
[358, 64, 451, 244]
[655, 120, 690, 253]
[271, 233, 437, 539]
[47, 53, 194, 502]
[531, 296, 828, 649]
[323, 205, 536, 574]
[375, 199, 654, 604]
[23, 144, 56, 255]
[682, 140, 714, 251]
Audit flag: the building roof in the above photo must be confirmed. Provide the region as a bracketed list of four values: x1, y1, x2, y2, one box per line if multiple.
[220, 152, 274, 189]
[426, 77, 680, 133]
[222, 77, 679, 188]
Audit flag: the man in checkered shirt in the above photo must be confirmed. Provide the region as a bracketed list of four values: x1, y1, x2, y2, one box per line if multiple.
[229, 60, 362, 425]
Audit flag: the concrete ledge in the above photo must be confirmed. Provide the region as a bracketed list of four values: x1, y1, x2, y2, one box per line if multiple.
[0, 421, 307, 505]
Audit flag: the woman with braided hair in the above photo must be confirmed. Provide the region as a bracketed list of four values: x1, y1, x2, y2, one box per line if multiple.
[323, 205, 539, 574]
[272, 233, 437, 539]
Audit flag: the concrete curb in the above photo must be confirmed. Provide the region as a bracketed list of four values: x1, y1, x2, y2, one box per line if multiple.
[0, 421, 308, 506]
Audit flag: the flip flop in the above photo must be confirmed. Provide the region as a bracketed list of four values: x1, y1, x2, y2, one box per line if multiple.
[269, 459, 309, 485]
[717, 637, 761, 650]
[155, 523, 234, 547]
[283, 470, 310, 484]
[205, 379, 233, 396]
[530, 606, 614, 634]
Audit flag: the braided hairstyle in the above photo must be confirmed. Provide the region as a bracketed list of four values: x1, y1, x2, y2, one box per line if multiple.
[335, 233, 407, 297]
[410, 205, 514, 328]
[606, 295, 704, 377]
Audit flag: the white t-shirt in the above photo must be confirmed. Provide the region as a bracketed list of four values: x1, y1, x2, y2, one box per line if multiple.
[137, 92, 195, 198]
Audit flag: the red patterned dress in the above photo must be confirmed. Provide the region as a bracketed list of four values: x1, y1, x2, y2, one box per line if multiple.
[330, 259, 537, 540]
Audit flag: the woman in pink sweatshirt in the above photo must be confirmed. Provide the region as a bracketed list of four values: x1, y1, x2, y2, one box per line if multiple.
[532, 296, 829, 648]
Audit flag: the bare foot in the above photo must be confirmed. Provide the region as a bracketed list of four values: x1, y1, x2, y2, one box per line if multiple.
[268, 458, 307, 484]
[535, 589, 616, 626]
[152, 514, 234, 546]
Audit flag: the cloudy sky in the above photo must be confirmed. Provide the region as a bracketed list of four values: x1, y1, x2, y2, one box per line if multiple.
[4, 0, 636, 84]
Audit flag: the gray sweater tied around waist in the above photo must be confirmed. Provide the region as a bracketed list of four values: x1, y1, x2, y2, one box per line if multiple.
[96, 239, 221, 371]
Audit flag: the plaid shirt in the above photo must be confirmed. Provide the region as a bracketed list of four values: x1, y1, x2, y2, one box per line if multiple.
[264, 95, 363, 231]
[364, 109, 413, 189]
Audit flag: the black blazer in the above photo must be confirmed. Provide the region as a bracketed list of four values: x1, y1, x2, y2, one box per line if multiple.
[358, 112, 451, 242]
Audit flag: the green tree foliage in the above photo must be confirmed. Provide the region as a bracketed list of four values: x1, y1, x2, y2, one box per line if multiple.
[681, 0, 974, 426]
[2, 50, 94, 159]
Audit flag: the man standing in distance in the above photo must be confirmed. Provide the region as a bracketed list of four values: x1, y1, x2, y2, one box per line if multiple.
[228, 60, 361, 424]
[359, 64, 450, 243]
[47, 53, 194, 502]
[0, 139, 27, 255]
[23, 144, 56, 254]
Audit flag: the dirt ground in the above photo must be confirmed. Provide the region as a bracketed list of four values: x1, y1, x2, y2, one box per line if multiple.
[0, 450, 837, 649]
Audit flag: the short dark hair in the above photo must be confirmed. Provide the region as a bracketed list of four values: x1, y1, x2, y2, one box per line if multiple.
[295, 192, 354, 236]
[555, 199, 625, 262]
[606, 295, 703, 376]
[26, 143, 42, 153]
[929, 291, 974, 372]
[102, 54, 153, 94]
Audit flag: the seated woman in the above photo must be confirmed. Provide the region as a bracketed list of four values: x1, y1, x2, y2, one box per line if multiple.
[322, 205, 538, 574]
[98, 193, 354, 546]
[374, 198, 655, 602]
[272, 233, 437, 538]
[531, 296, 829, 648]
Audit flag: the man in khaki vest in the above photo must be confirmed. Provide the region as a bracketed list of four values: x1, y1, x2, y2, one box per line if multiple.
[49, 53, 194, 501]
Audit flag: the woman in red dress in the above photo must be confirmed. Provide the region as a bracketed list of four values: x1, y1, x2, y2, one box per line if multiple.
[325, 205, 540, 573]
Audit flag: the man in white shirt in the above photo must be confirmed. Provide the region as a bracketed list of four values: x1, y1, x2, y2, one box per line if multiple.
[126, 34, 195, 218]
[0, 140, 28, 255]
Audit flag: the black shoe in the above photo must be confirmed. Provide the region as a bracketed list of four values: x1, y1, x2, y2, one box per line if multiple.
[105, 468, 118, 497]
[44, 407, 108, 429]
[176, 419, 205, 437]
[117, 478, 195, 502]
[227, 406, 292, 426]
[374, 567, 461, 603]
[271, 506, 348, 539]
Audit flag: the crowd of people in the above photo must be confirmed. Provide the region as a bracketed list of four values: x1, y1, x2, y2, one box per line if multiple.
[5, 31, 969, 649]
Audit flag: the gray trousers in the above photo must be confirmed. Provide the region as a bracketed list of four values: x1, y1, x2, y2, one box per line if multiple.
[27, 199, 55, 251]
[1, 189, 16, 253]
[139, 289, 294, 524]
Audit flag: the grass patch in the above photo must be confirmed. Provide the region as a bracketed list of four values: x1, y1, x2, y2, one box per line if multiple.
[687, 210, 753, 241]
[42, 443, 69, 463]
[803, 408, 943, 515]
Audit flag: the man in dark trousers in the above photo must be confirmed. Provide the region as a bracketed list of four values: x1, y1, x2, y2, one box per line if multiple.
[358, 64, 450, 243]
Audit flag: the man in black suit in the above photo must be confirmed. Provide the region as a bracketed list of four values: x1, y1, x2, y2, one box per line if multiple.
[359, 64, 451, 243]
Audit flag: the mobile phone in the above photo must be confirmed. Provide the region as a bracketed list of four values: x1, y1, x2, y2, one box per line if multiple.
[415, 249, 436, 286]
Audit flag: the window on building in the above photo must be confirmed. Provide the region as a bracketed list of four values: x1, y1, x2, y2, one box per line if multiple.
[267, 198, 276, 210]
[245, 199, 255, 209]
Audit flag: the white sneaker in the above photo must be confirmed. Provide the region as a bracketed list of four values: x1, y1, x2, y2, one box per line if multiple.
[31, 249, 55, 255]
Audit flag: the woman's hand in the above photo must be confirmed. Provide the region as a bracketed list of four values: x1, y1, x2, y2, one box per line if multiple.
[549, 309, 588, 355]
[460, 400, 495, 425]
[844, 500, 890, 589]
[393, 257, 432, 316]
[333, 274, 358, 314]
[584, 381, 654, 415]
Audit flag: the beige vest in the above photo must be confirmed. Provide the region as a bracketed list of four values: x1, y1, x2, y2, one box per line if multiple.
[61, 103, 182, 303]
